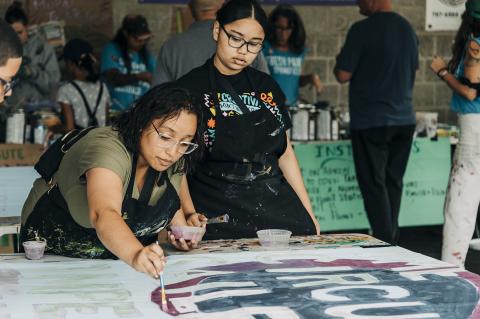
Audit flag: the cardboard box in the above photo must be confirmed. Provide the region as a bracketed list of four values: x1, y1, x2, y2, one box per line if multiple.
[0, 234, 15, 253]
[0, 144, 43, 166]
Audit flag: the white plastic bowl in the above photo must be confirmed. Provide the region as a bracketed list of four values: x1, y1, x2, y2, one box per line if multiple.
[257, 229, 292, 248]
[23, 240, 46, 260]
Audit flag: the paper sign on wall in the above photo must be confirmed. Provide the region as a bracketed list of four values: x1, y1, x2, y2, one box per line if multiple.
[426, 0, 467, 31]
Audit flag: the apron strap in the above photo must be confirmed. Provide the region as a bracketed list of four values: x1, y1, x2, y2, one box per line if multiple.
[122, 153, 138, 214]
[137, 167, 158, 205]
[124, 154, 161, 208]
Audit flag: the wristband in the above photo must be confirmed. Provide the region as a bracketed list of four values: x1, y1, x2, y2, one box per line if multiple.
[437, 67, 449, 80]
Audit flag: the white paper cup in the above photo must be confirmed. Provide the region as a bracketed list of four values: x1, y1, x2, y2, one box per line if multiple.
[23, 240, 46, 260]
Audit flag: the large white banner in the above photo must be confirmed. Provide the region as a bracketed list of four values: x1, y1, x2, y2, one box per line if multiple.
[426, 0, 467, 31]
[1, 246, 480, 318]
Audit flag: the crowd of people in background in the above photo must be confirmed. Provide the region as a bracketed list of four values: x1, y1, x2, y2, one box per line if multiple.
[1, 0, 324, 131]
[1, 0, 479, 275]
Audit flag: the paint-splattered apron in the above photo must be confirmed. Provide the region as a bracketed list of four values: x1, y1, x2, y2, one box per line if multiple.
[187, 61, 316, 240]
[20, 154, 180, 258]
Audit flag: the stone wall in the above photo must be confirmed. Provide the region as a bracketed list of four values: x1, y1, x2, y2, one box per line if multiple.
[0, 0, 459, 123]
[110, 0, 460, 124]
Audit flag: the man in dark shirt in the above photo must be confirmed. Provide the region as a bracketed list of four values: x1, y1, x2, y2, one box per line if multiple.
[334, 0, 418, 244]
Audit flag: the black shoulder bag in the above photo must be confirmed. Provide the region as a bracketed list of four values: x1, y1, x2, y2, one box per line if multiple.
[68, 81, 104, 128]
[34, 127, 95, 184]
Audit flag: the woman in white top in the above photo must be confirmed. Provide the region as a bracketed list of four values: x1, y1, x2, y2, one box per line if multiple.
[56, 38, 110, 132]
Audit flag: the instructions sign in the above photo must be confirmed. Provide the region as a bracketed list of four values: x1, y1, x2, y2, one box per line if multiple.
[295, 138, 450, 231]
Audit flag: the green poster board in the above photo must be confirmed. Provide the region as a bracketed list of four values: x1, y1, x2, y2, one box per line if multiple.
[294, 138, 451, 232]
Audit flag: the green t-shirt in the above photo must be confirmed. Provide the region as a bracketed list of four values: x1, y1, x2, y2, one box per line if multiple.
[21, 127, 184, 227]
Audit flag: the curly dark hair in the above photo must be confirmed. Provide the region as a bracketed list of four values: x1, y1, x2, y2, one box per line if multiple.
[267, 4, 306, 54]
[112, 83, 204, 174]
[448, 11, 480, 73]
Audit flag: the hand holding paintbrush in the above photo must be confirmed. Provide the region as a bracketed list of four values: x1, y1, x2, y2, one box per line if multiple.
[156, 241, 169, 312]
[159, 271, 168, 312]
[206, 213, 230, 225]
[186, 212, 229, 227]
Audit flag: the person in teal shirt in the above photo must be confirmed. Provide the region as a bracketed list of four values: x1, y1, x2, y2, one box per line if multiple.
[101, 15, 156, 111]
[263, 5, 322, 106]
[430, 0, 480, 267]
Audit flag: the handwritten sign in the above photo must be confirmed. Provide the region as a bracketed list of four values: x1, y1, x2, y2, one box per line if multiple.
[295, 138, 450, 231]
[0, 144, 43, 166]
[425, 0, 466, 31]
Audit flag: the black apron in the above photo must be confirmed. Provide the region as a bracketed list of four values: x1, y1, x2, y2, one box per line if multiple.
[188, 60, 316, 240]
[20, 154, 180, 258]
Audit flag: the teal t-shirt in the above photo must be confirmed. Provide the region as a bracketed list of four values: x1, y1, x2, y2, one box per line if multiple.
[451, 53, 480, 114]
[263, 41, 305, 106]
[100, 42, 156, 111]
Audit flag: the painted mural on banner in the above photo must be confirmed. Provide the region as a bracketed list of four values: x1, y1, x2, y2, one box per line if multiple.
[1, 247, 480, 318]
[139, 0, 356, 5]
[152, 248, 480, 318]
[166, 234, 388, 255]
[426, 0, 467, 31]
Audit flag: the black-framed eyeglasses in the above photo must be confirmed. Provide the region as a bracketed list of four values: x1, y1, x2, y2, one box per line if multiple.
[151, 123, 199, 155]
[220, 24, 264, 54]
[0, 77, 16, 95]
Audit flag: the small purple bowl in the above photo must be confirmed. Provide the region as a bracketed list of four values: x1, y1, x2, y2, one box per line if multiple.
[170, 226, 206, 242]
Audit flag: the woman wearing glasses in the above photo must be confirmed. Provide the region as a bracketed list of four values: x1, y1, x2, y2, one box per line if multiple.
[263, 4, 322, 106]
[20, 83, 202, 278]
[100, 14, 156, 112]
[176, 0, 320, 240]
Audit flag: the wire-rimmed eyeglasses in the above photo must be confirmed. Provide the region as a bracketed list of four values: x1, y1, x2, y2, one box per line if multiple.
[151, 123, 198, 155]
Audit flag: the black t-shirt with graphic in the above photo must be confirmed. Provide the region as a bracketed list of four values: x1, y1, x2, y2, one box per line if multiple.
[176, 60, 292, 154]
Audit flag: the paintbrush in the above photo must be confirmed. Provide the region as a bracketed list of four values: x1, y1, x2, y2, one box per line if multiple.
[156, 240, 168, 312]
[207, 213, 230, 224]
[159, 271, 168, 312]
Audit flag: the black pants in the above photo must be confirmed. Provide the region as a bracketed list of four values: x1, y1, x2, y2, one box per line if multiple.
[350, 124, 415, 245]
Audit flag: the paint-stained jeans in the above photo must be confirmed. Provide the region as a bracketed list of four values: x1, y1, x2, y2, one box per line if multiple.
[442, 114, 480, 266]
